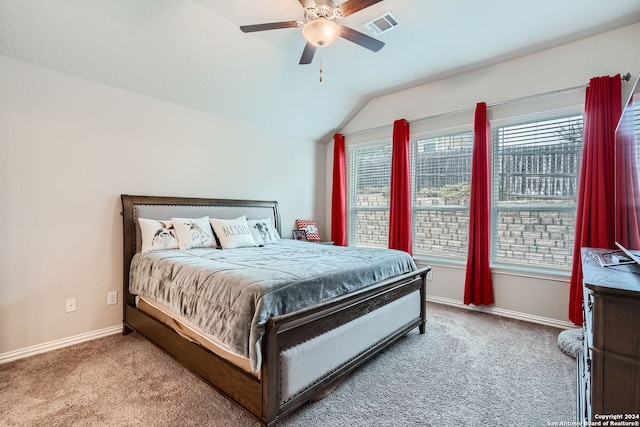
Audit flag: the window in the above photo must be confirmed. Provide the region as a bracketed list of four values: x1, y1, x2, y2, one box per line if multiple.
[346, 107, 585, 272]
[348, 143, 391, 248]
[412, 131, 473, 259]
[492, 114, 583, 270]
[634, 100, 640, 174]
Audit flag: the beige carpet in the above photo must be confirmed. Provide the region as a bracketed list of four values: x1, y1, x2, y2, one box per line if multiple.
[0, 303, 576, 426]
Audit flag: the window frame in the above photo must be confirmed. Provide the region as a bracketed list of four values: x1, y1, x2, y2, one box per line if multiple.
[344, 101, 585, 275]
[410, 125, 474, 263]
[489, 105, 584, 274]
[347, 138, 393, 248]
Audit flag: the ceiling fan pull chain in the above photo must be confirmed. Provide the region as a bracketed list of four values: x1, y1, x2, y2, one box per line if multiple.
[319, 60, 323, 83]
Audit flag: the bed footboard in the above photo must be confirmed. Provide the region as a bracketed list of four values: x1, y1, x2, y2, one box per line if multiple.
[261, 266, 429, 425]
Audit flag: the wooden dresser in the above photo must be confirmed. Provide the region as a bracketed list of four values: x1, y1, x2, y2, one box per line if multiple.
[579, 248, 640, 423]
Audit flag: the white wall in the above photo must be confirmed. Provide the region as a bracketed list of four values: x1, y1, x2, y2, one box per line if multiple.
[329, 23, 640, 326]
[0, 56, 323, 357]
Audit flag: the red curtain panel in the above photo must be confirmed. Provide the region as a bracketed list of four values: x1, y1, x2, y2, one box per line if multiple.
[331, 133, 347, 246]
[568, 75, 621, 324]
[464, 102, 494, 306]
[389, 119, 412, 255]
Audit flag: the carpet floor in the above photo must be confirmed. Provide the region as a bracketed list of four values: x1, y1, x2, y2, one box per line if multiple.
[0, 303, 576, 426]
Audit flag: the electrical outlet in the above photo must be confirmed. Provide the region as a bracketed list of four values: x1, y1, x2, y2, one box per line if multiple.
[426, 270, 433, 281]
[107, 291, 118, 305]
[66, 298, 77, 313]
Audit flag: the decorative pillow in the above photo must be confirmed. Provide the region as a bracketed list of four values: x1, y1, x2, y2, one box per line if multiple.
[171, 217, 215, 249]
[209, 216, 258, 249]
[295, 219, 320, 241]
[247, 218, 280, 245]
[138, 218, 179, 252]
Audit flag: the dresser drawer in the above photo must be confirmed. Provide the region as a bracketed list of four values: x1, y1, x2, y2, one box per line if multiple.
[590, 348, 640, 415]
[592, 294, 640, 358]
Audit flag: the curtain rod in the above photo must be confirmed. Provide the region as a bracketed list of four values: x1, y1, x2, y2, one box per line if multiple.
[342, 72, 631, 138]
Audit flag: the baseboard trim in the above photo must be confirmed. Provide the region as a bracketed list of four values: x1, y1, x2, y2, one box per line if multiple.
[1, 299, 576, 364]
[0, 325, 122, 365]
[426, 296, 576, 329]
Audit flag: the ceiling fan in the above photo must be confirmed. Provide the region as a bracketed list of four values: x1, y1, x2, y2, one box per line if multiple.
[240, 0, 385, 65]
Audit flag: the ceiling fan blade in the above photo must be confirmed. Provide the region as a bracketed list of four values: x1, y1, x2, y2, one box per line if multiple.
[340, 26, 385, 52]
[240, 21, 299, 33]
[338, 0, 383, 17]
[299, 42, 317, 65]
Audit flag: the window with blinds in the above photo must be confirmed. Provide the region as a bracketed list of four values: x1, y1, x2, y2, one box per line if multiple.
[634, 101, 640, 173]
[492, 114, 583, 270]
[348, 143, 392, 248]
[412, 131, 473, 259]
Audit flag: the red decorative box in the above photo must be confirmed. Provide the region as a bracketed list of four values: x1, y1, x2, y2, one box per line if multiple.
[295, 219, 320, 241]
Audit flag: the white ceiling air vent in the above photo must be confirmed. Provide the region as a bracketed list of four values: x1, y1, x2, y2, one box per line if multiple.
[364, 12, 400, 37]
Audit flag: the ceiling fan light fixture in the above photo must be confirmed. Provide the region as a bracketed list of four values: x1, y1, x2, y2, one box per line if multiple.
[302, 18, 340, 47]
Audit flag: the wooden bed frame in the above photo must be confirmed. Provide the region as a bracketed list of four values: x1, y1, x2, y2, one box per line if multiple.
[121, 194, 430, 426]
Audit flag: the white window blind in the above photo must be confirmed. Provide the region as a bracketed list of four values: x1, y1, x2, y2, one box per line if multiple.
[634, 101, 640, 174]
[412, 131, 473, 259]
[348, 143, 392, 248]
[492, 114, 583, 270]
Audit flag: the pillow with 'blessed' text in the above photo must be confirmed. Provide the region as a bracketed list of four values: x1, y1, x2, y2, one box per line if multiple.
[209, 216, 258, 249]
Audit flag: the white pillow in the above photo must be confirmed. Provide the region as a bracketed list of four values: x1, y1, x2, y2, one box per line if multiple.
[209, 216, 258, 249]
[171, 217, 215, 249]
[138, 218, 179, 252]
[247, 218, 280, 245]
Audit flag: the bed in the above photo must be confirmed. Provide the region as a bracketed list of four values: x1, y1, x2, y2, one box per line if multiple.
[121, 194, 430, 426]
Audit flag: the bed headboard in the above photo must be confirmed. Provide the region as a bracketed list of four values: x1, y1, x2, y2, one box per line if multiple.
[120, 194, 281, 306]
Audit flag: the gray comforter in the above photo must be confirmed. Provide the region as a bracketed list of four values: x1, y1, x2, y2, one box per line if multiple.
[129, 239, 416, 371]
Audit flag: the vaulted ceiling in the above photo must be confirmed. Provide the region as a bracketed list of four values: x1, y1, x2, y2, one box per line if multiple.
[1, 0, 639, 142]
